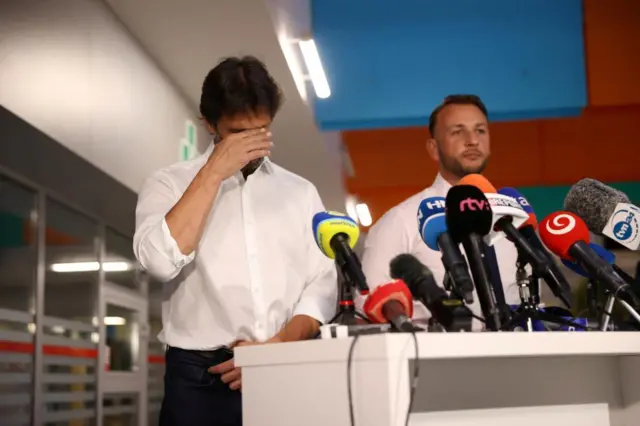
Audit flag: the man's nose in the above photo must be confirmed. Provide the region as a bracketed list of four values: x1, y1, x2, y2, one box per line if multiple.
[463, 130, 479, 146]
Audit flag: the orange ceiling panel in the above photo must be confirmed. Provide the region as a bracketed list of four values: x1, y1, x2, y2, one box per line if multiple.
[584, 0, 640, 107]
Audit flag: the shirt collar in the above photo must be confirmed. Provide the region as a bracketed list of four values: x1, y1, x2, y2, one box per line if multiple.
[429, 173, 453, 197]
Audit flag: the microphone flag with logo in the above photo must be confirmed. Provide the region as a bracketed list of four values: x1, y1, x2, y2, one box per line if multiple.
[497, 187, 537, 228]
[445, 185, 493, 243]
[417, 196, 447, 251]
[539, 211, 640, 308]
[458, 174, 528, 245]
[311, 211, 369, 295]
[538, 211, 590, 261]
[446, 185, 504, 330]
[417, 195, 475, 301]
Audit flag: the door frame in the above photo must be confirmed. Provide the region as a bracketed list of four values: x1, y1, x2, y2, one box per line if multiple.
[97, 281, 149, 426]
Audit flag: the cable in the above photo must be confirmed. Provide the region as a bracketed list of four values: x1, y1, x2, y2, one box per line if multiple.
[346, 334, 360, 426]
[347, 331, 420, 426]
[448, 288, 486, 324]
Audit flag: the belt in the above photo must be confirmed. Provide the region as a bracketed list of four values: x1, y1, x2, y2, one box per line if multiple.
[166, 345, 233, 361]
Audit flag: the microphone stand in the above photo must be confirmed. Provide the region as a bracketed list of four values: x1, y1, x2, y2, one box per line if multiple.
[502, 257, 588, 332]
[325, 276, 370, 326]
[598, 289, 640, 331]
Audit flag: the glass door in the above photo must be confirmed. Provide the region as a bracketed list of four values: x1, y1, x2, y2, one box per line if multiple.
[100, 282, 148, 426]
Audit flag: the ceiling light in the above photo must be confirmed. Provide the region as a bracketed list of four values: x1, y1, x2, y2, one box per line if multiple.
[104, 316, 126, 326]
[298, 39, 331, 99]
[355, 203, 372, 227]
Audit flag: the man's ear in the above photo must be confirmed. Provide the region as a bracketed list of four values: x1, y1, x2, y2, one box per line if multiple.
[426, 138, 439, 162]
[202, 118, 215, 135]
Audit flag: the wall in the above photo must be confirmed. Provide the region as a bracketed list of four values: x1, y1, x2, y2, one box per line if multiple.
[311, 0, 587, 130]
[338, 0, 640, 226]
[0, 0, 208, 194]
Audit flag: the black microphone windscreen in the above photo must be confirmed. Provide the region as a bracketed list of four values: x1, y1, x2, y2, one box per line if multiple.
[390, 253, 433, 286]
[563, 178, 630, 233]
[445, 185, 493, 242]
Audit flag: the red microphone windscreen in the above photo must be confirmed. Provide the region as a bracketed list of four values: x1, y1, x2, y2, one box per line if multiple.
[538, 211, 590, 260]
[363, 280, 414, 323]
[458, 174, 497, 194]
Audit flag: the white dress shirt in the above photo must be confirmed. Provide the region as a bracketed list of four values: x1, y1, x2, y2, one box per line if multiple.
[133, 144, 338, 350]
[361, 173, 523, 327]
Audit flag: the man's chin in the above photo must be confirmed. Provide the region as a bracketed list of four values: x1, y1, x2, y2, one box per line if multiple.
[460, 159, 488, 175]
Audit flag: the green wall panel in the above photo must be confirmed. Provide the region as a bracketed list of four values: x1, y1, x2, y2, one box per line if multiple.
[517, 181, 640, 222]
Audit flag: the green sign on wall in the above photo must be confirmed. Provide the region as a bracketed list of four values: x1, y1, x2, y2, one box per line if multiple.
[179, 120, 198, 161]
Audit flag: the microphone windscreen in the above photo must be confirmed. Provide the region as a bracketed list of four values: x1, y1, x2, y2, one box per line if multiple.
[312, 211, 360, 259]
[445, 185, 493, 242]
[389, 253, 433, 288]
[497, 187, 538, 228]
[539, 211, 590, 260]
[561, 242, 615, 277]
[362, 280, 414, 323]
[417, 197, 447, 251]
[458, 174, 498, 193]
[563, 178, 630, 233]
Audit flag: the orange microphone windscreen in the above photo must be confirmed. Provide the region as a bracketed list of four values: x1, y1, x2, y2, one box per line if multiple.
[458, 174, 497, 193]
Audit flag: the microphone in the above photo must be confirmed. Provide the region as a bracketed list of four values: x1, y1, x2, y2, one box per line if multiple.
[564, 178, 640, 251]
[458, 174, 528, 246]
[497, 187, 573, 308]
[562, 242, 638, 288]
[445, 185, 503, 331]
[362, 280, 418, 332]
[417, 196, 475, 303]
[539, 211, 640, 308]
[390, 254, 472, 332]
[312, 211, 369, 295]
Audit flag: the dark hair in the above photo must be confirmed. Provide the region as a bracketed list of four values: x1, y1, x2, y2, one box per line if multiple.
[199, 56, 283, 126]
[428, 94, 488, 135]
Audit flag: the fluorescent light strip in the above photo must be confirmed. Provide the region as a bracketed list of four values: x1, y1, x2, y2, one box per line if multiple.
[104, 316, 126, 326]
[298, 39, 331, 99]
[51, 261, 131, 273]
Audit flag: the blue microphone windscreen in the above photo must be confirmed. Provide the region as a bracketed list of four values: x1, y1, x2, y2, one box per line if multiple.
[498, 187, 535, 216]
[417, 197, 446, 251]
[561, 242, 615, 277]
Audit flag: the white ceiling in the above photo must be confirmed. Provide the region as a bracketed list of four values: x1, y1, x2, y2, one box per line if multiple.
[104, 0, 345, 211]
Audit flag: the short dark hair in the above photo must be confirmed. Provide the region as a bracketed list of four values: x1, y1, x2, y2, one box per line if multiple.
[199, 56, 283, 126]
[428, 94, 488, 136]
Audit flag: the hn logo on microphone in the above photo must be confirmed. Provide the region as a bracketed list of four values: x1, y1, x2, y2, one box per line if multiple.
[460, 198, 491, 212]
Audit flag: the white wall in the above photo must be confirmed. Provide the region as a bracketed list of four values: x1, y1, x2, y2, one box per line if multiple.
[0, 0, 208, 193]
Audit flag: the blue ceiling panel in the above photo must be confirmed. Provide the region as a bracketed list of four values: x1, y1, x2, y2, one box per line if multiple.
[311, 0, 587, 130]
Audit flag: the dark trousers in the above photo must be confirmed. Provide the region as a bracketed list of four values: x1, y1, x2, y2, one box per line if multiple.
[159, 346, 242, 426]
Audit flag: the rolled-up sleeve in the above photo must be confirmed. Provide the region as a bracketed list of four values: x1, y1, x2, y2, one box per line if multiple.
[133, 172, 195, 282]
[292, 187, 338, 324]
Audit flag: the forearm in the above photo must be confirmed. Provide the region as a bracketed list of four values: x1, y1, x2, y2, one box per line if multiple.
[165, 162, 223, 255]
[270, 315, 320, 343]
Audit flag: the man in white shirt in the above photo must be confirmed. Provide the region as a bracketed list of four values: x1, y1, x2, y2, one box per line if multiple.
[133, 56, 337, 426]
[361, 95, 521, 324]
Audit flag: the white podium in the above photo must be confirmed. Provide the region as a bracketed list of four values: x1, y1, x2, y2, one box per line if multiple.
[236, 332, 640, 426]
